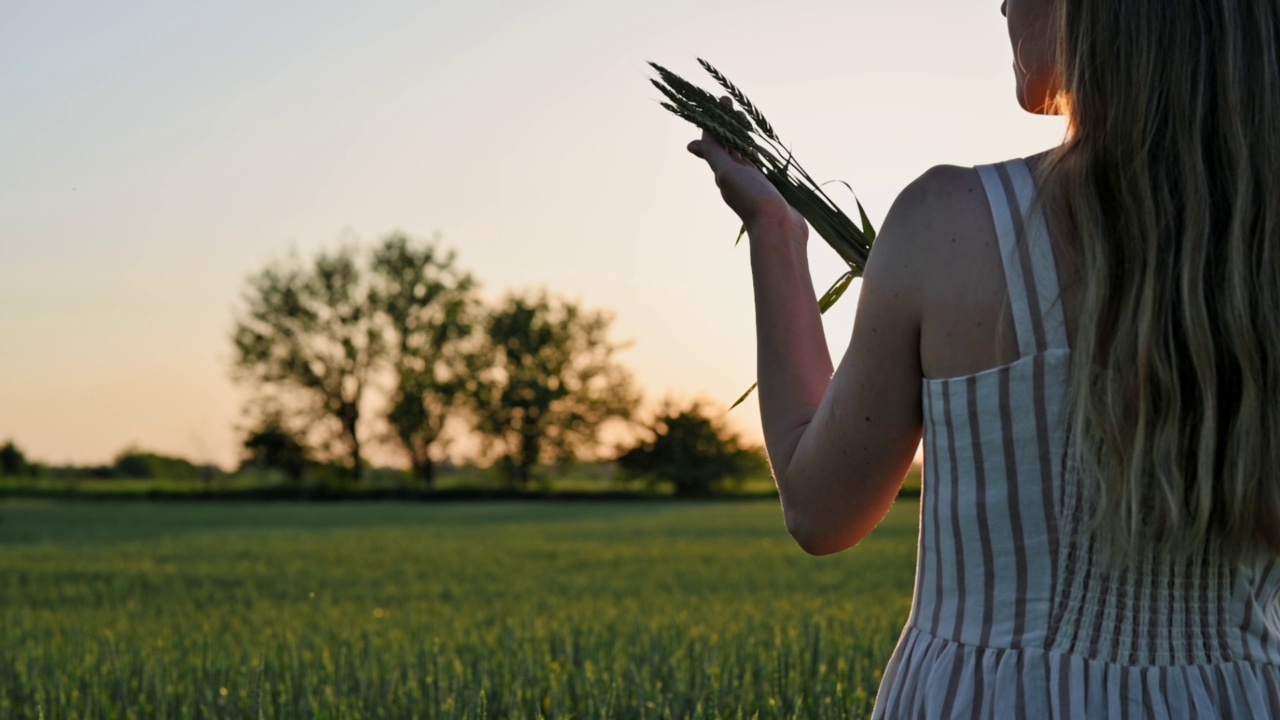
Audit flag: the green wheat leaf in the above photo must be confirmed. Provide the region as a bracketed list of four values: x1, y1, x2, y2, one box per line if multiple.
[857, 199, 876, 243]
[819, 179, 878, 245]
[729, 382, 758, 411]
[818, 272, 855, 314]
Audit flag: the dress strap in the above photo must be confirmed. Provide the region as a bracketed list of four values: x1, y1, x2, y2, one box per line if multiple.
[975, 158, 1070, 357]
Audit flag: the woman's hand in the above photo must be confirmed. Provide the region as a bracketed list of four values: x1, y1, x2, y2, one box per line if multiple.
[687, 97, 808, 239]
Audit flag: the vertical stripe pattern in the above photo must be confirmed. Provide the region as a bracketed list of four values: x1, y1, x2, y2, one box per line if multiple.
[872, 157, 1280, 719]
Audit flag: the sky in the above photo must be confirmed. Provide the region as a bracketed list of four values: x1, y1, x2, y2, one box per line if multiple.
[0, 0, 1067, 468]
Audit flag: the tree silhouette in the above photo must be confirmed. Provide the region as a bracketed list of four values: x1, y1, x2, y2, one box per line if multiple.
[370, 233, 478, 486]
[231, 247, 383, 481]
[473, 290, 639, 488]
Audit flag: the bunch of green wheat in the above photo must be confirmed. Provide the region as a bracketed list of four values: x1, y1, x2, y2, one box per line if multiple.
[651, 59, 879, 406]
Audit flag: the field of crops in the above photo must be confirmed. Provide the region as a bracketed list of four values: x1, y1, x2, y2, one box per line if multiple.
[0, 498, 920, 719]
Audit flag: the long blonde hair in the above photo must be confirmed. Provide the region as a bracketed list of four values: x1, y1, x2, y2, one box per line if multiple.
[1038, 0, 1280, 558]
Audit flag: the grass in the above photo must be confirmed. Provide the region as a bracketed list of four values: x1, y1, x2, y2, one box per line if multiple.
[0, 498, 919, 719]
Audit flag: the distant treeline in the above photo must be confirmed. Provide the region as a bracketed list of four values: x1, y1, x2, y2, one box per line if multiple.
[4, 232, 767, 498]
[0, 441, 246, 482]
[0, 438, 792, 502]
[0, 440, 543, 485]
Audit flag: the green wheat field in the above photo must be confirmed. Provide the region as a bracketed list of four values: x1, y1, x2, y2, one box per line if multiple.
[0, 498, 920, 719]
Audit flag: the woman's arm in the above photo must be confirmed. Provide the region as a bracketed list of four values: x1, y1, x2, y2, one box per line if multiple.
[689, 104, 932, 555]
[749, 178, 931, 555]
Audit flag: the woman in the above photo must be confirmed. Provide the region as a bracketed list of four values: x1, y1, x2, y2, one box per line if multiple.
[686, 0, 1280, 716]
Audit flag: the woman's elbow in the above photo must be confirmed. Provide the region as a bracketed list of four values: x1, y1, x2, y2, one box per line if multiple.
[783, 508, 852, 556]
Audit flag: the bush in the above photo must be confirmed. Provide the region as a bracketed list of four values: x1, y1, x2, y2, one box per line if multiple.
[241, 418, 311, 483]
[617, 399, 765, 497]
[0, 441, 29, 477]
[112, 448, 207, 481]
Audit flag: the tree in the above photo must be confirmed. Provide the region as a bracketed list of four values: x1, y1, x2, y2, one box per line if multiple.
[0, 441, 28, 477]
[241, 414, 311, 483]
[231, 247, 384, 481]
[618, 399, 765, 497]
[473, 290, 639, 488]
[370, 233, 477, 486]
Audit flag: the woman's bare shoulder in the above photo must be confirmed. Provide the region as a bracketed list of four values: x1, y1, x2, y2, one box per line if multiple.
[874, 164, 993, 288]
[877, 160, 1027, 378]
[887, 164, 989, 241]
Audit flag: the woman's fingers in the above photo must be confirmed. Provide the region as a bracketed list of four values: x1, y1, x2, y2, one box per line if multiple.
[688, 137, 732, 176]
[686, 96, 757, 182]
[692, 140, 748, 172]
[681, 95, 791, 227]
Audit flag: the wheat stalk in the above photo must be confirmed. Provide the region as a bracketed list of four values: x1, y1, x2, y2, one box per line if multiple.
[697, 59, 778, 142]
[651, 59, 880, 408]
[650, 59, 877, 273]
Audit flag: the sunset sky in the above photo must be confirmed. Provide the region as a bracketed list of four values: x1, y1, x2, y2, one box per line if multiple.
[1, 0, 1067, 468]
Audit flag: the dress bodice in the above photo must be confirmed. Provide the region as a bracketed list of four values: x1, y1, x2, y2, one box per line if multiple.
[872, 158, 1280, 719]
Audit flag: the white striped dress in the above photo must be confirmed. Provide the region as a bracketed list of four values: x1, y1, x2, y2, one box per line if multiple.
[871, 157, 1280, 718]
